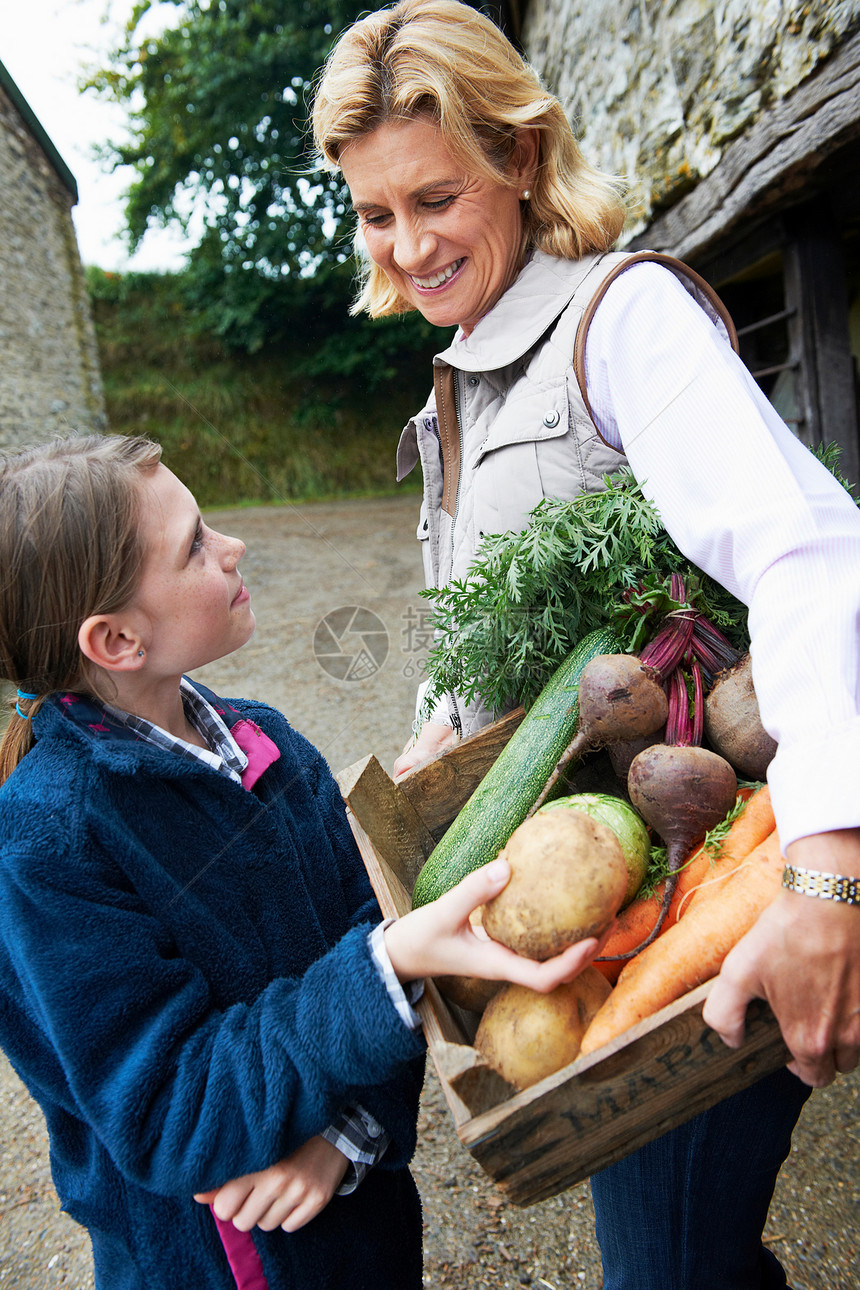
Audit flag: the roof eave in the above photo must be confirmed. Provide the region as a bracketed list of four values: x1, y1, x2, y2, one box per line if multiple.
[0, 56, 79, 204]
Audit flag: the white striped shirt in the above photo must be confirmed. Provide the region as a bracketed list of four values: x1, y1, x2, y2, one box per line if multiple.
[584, 262, 860, 849]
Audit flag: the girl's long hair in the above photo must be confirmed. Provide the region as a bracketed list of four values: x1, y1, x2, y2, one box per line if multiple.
[312, 0, 627, 317]
[0, 434, 162, 784]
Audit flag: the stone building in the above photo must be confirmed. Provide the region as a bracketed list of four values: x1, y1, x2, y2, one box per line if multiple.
[510, 0, 860, 482]
[0, 58, 106, 452]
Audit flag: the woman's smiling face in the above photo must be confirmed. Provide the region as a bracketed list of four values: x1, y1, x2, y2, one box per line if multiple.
[341, 117, 535, 335]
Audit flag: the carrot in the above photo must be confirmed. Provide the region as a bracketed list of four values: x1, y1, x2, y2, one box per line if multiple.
[593, 786, 774, 981]
[580, 827, 784, 1056]
[593, 884, 668, 983]
[678, 783, 774, 915]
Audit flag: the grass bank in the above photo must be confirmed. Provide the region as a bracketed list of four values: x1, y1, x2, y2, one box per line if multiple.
[89, 269, 436, 508]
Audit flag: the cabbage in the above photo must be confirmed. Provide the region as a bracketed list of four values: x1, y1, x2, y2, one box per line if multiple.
[539, 792, 649, 907]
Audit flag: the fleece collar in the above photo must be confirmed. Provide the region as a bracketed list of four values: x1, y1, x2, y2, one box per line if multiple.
[34, 681, 280, 790]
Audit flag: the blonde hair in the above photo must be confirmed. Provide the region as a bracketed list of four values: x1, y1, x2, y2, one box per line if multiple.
[312, 0, 627, 317]
[0, 434, 162, 784]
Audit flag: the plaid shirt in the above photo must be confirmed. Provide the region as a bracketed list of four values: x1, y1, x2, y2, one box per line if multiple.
[103, 678, 248, 783]
[103, 679, 423, 1192]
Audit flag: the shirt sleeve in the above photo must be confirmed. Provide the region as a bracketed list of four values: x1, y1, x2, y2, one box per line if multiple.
[313, 923, 424, 1195]
[584, 261, 860, 848]
[321, 1103, 391, 1195]
[369, 922, 424, 1031]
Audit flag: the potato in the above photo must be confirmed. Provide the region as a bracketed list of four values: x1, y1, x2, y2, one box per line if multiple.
[482, 809, 628, 960]
[435, 972, 502, 1013]
[474, 967, 612, 1089]
[435, 905, 502, 1013]
[539, 792, 651, 908]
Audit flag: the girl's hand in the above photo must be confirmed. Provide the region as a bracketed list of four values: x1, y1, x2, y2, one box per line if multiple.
[384, 858, 607, 992]
[704, 828, 860, 1087]
[193, 1135, 349, 1233]
[393, 721, 457, 779]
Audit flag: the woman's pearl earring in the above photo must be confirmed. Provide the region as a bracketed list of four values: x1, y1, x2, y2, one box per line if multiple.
[521, 189, 531, 200]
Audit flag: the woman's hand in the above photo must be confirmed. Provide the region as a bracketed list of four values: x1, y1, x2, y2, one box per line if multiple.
[703, 828, 860, 1087]
[193, 1135, 349, 1233]
[393, 721, 458, 780]
[384, 858, 606, 992]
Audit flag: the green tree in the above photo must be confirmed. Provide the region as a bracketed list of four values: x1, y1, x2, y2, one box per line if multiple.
[92, 0, 356, 280]
[89, 0, 444, 367]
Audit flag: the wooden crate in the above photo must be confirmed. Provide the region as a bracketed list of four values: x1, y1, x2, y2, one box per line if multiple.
[336, 712, 789, 1208]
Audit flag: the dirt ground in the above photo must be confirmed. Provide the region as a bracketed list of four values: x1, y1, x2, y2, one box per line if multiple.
[0, 494, 857, 1288]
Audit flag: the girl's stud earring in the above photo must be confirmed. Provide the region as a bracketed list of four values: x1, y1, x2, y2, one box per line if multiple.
[522, 189, 531, 200]
[137, 649, 145, 657]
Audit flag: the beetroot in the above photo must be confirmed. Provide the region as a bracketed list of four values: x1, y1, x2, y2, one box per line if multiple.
[704, 653, 777, 780]
[607, 732, 664, 779]
[621, 743, 738, 952]
[576, 653, 669, 745]
[528, 654, 668, 816]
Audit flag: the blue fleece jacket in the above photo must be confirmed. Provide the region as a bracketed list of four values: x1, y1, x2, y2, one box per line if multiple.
[0, 685, 426, 1289]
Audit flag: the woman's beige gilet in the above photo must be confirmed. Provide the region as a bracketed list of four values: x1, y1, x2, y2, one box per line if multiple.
[396, 249, 737, 736]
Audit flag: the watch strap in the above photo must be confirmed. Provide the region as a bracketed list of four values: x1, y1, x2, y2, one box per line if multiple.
[782, 864, 860, 906]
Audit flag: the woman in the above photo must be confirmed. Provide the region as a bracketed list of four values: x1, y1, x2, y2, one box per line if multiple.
[312, 2, 860, 1287]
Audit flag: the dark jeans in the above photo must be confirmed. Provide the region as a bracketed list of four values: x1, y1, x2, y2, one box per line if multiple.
[590, 1066, 811, 1290]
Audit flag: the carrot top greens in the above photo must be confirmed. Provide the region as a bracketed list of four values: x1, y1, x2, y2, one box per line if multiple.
[420, 469, 749, 715]
[419, 445, 854, 718]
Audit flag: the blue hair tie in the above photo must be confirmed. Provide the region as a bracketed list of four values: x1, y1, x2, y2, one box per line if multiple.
[15, 689, 38, 720]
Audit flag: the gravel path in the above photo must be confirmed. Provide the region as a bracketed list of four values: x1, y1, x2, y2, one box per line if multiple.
[1, 495, 857, 1288]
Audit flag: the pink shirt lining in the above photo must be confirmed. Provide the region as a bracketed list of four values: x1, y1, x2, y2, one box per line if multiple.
[232, 719, 281, 789]
[211, 1209, 270, 1290]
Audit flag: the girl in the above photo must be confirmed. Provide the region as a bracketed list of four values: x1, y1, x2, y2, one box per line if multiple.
[0, 434, 599, 1290]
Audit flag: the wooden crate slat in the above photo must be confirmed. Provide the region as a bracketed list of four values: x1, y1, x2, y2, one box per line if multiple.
[457, 986, 789, 1206]
[338, 753, 435, 894]
[343, 810, 472, 1046]
[396, 706, 525, 839]
[345, 808, 413, 921]
[435, 1039, 519, 1117]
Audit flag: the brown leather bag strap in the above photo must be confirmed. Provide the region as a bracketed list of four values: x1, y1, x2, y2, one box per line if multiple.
[572, 250, 740, 429]
[434, 362, 461, 518]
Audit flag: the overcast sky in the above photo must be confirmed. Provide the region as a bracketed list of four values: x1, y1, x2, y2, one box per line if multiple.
[2, 0, 192, 272]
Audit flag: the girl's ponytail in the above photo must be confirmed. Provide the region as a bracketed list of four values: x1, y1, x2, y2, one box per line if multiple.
[0, 698, 38, 786]
[0, 434, 162, 785]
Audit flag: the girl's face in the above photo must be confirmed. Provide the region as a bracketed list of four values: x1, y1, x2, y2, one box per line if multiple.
[129, 465, 255, 677]
[341, 116, 534, 336]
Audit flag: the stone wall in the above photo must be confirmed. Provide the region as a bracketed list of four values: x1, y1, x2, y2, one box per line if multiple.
[0, 83, 106, 453]
[522, 0, 860, 241]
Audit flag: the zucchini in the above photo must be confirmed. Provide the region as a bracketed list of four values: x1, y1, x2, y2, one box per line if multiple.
[410, 625, 618, 908]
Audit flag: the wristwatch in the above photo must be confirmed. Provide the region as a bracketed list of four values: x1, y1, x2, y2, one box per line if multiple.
[782, 864, 860, 905]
